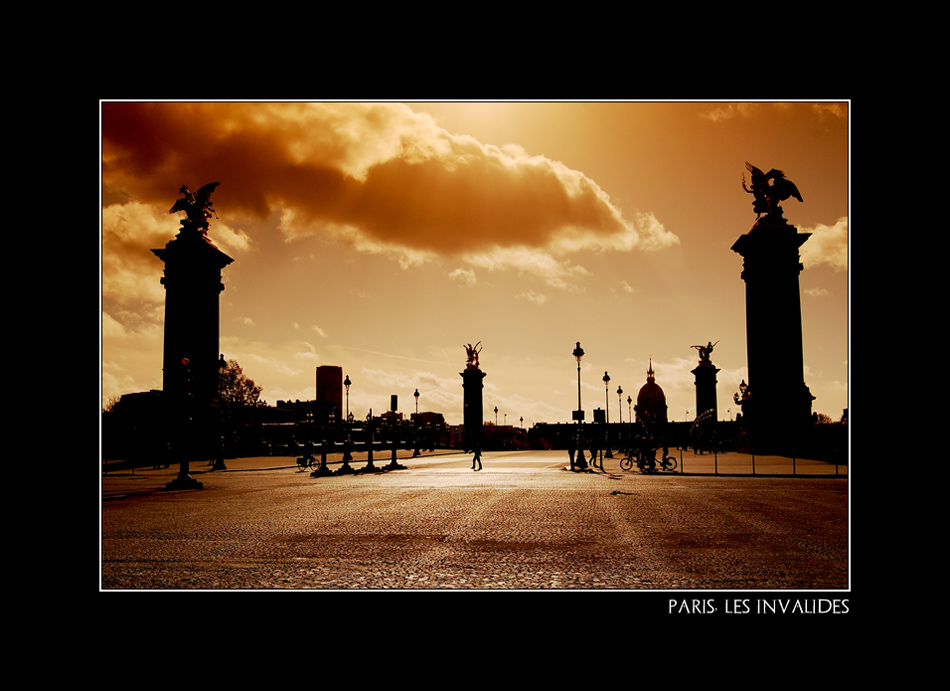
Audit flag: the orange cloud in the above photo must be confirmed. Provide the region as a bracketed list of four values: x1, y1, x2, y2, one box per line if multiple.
[102, 102, 676, 258]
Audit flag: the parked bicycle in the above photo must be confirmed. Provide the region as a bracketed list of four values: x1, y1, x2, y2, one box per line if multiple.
[620, 447, 678, 473]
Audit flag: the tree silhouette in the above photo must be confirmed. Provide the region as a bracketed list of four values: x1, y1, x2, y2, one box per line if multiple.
[218, 359, 264, 408]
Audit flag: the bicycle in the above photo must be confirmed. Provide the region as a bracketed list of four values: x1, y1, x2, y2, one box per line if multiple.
[296, 454, 318, 471]
[620, 448, 678, 473]
[657, 453, 678, 472]
[619, 450, 642, 472]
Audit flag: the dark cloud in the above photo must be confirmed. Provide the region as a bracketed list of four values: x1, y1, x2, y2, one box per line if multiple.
[102, 102, 674, 257]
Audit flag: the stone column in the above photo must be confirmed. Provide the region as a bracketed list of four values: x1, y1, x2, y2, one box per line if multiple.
[692, 358, 719, 422]
[731, 220, 814, 453]
[153, 228, 233, 489]
[460, 367, 486, 452]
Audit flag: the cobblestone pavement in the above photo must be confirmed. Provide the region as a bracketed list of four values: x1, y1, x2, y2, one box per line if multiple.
[100, 450, 849, 591]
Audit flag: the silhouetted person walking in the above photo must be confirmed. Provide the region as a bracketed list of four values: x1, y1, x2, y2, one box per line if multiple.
[472, 447, 482, 471]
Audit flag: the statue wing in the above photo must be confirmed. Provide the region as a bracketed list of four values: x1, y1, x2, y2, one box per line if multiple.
[788, 181, 803, 203]
[195, 181, 220, 202]
[745, 162, 766, 182]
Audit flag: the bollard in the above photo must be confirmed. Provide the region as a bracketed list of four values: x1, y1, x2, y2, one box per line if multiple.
[385, 437, 407, 471]
[335, 440, 355, 475]
[359, 440, 384, 473]
[310, 443, 333, 477]
[338, 439, 355, 474]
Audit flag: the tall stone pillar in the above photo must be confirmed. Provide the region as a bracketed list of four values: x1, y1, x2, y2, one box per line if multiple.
[691, 342, 719, 421]
[731, 220, 813, 453]
[460, 343, 485, 452]
[153, 183, 233, 489]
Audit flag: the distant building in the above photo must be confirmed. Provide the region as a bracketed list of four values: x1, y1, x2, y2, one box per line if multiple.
[316, 366, 343, 421]
[275, 398, 337, 424]
[411, 411, 446, 428]
[635, 360, 668, 425]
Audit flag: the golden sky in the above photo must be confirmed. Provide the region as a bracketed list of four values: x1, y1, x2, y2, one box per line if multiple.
[101, 101, 848, 426]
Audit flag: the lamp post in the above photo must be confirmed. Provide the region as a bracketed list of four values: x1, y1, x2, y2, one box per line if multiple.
[364, 409, 377, 472]
[413, 388, 421, 457]
[340, 374, 353, 472]
[213, 353, 228, 470]
[572, 342, 587, 470]
[344, 374, 351, 424]
[573, 342, 584, 416]
[615, 385, 623, 458]
[627, 395, 632, 423]
[602, 371, 612, 459]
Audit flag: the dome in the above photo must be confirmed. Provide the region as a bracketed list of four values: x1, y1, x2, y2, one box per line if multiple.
[636, 360, 668, 424]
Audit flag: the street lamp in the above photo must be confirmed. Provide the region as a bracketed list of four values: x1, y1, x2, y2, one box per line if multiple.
[614, 385, 623, 457]
[602, 372, 612, 459]
[213, 354, 228, 470]
[734, 380, 748, 406]
[344, 374, 351, 424]
[572, 342, 587, 470]
[413, 388, 421, 457]
[494, 406, 498, 426]
[627, 395, 632, 423]
[573, 342, 584, 419]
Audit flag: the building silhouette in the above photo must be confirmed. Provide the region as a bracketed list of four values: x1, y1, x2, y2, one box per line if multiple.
[316, 366, 343, 422]
[635, 360, 668, 425]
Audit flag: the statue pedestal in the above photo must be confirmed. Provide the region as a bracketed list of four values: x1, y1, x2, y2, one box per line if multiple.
[165, 474, 204, 491]
[460, 367, 486, 451]
[691, 361, 719, 421]
[732, 222, 814, 453]
[153, 228, 234, 487]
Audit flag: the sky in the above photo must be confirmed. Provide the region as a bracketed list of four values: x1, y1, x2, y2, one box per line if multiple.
[100, 101, 849, 428]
